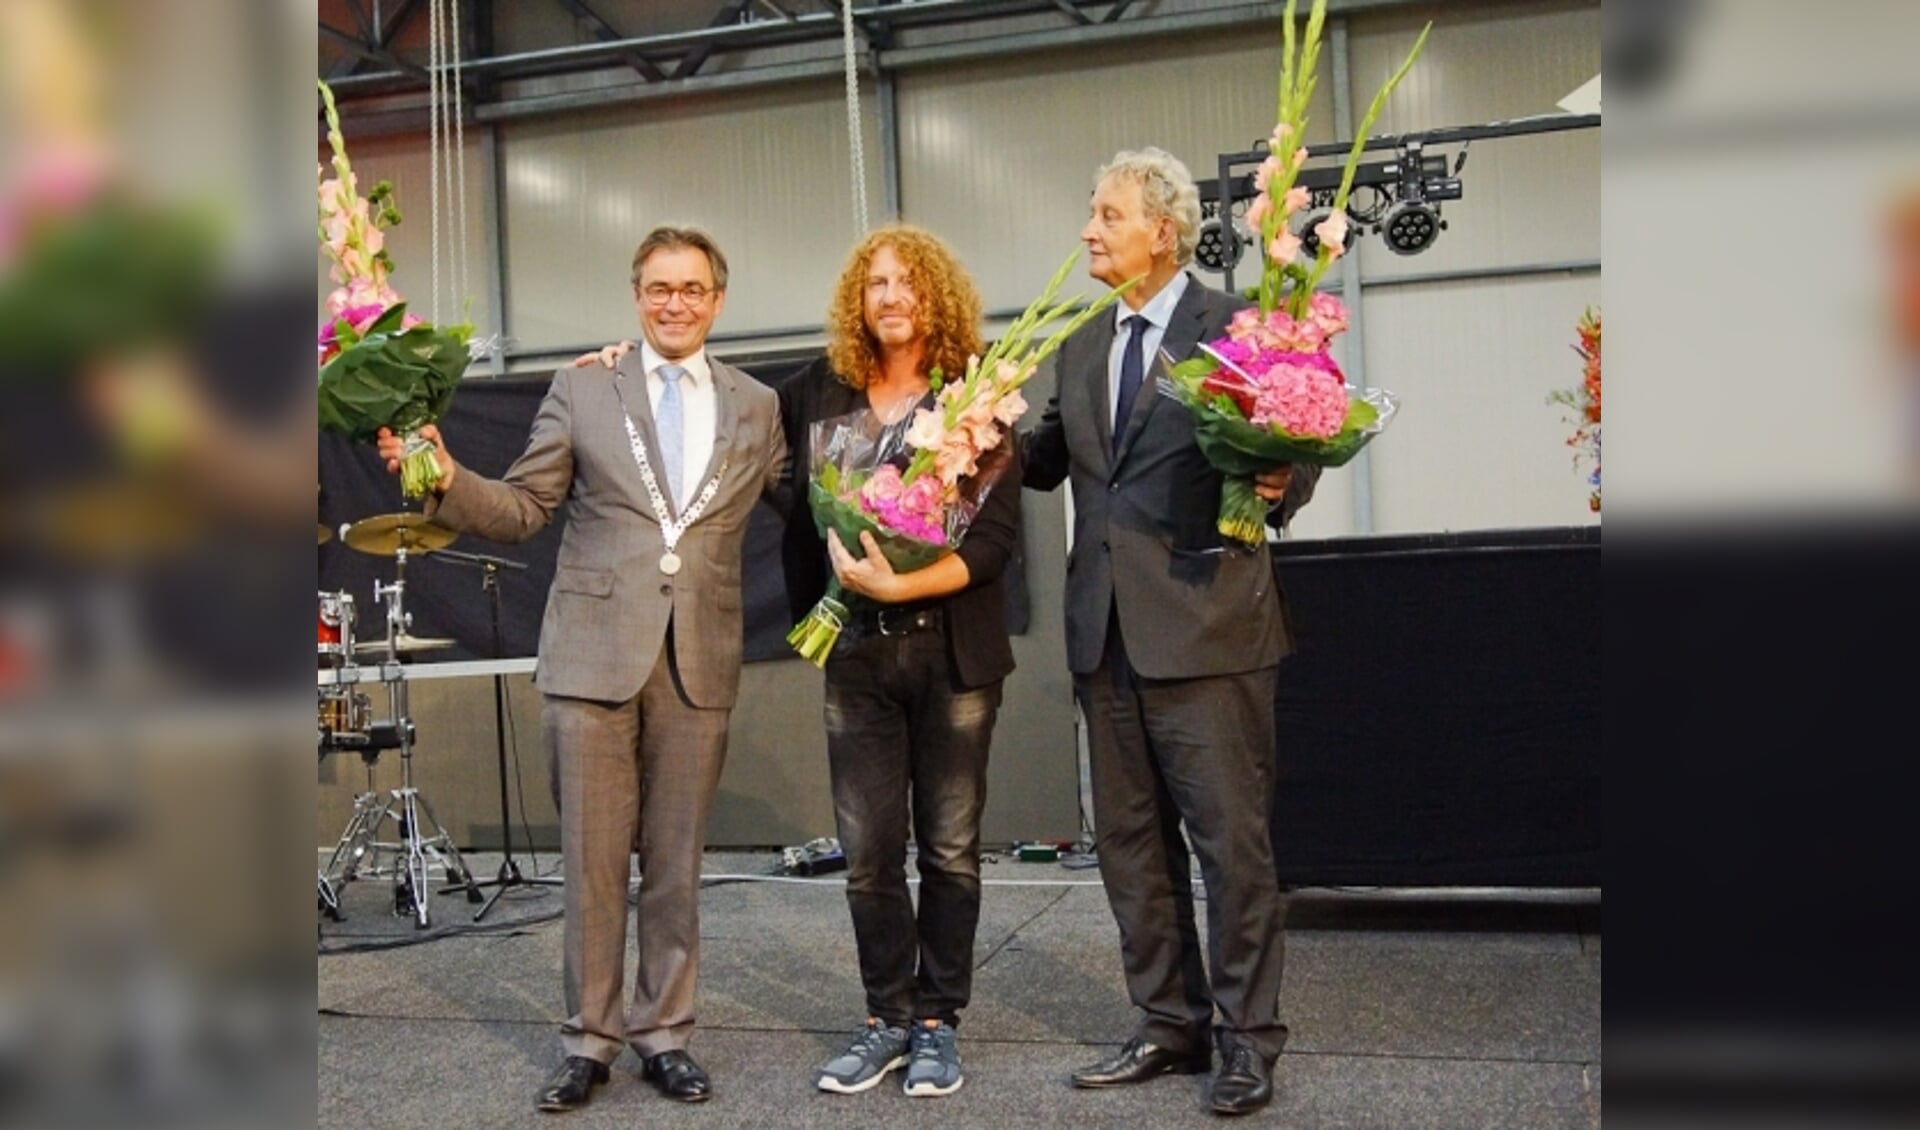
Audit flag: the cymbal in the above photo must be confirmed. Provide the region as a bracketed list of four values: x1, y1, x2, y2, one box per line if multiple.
[340, 512, 458, 556]
[318, 523, 332, 545]
[353, 633, 456, 655]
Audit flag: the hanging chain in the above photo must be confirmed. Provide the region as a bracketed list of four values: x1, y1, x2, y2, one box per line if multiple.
[840, 1, 868, 236]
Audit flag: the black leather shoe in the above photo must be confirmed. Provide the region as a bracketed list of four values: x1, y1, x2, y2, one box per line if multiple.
[1210, 1042, 1274, 1115]
[1071, 1037, 1213, 1088]
[643, 1049, 712, 1103]
[535, 1056, 610, 1112]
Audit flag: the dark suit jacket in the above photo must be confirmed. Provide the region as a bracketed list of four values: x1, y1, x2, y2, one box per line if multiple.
[775, 353, 1020, 690]
[427, 354, 786, 707]
[1022, 272, 1317, 679]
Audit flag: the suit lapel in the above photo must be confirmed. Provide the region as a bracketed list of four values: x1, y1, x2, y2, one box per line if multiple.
[1084, 316, 1119, 469]
[699, 358, 742, 493]
[613, 354, 671, 525]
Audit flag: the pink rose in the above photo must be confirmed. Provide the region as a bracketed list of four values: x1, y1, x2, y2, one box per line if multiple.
[1308, 292, 1349, 338]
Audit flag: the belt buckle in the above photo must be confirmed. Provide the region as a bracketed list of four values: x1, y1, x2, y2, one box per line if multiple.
[875, 608, 920, 637]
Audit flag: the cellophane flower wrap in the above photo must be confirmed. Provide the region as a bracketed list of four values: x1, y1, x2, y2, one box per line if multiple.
[316, 78, 474, 500]
[787, 249, 1136, 667]
[1160, 0, 1425, 545]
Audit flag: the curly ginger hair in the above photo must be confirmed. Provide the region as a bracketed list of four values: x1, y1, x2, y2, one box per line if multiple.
[825, 225, 983, 390]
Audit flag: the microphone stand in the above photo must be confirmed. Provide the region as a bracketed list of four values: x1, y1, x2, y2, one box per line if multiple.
[429, 546, 563, 921]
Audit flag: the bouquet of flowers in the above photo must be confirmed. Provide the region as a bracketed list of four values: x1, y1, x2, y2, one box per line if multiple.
[1160, 0, 1425, 545]
[787, 249, 1136, 666]
[316, 79, 474, 499]
[1548, 306, 1601, 512]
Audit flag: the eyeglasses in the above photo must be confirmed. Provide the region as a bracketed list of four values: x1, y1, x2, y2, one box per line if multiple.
[638, 282, 716, 308]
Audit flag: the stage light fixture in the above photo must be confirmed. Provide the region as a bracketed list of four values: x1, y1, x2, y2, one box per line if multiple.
[1380, 199, 1444, 255]
[1193, 214, 1245, 272]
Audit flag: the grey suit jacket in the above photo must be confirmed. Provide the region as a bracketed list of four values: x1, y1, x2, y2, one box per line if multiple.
[1023, 273, 1318, 679]
[427, 353, 786, 707]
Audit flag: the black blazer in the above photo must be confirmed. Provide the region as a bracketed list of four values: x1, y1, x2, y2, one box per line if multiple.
[774, 353, 1020, 689]
[1021, 273, 1317, 678]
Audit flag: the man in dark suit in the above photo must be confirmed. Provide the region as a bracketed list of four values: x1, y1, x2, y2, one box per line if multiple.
[1022, 148, 1318, 1117]
[378, 227, 786, 1113]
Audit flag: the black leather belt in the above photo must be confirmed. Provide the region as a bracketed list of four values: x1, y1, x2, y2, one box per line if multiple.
[844, 605, 944, 638]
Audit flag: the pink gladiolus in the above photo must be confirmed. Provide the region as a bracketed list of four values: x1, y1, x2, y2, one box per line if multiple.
[1253, 156, 1281, 193]
[935, 442, 980, 486]
[1270, 122, 1293, 148]
[1267, 230, 1301, 265]
[991, 386, 1028, 426]
[994, 359, 1022, 391]
[1282, 186, 1311, 216]
[1244, 195, 1272, 231]
[1314, 212, 1349, 259]
[1292, 147, 1309, 170]
[905, 406, 944, 452]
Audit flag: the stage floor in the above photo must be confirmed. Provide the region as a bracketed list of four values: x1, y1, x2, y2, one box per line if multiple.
[318, 850, 1600, 1128]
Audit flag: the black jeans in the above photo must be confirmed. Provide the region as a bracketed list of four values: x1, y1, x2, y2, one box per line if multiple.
[824, 622, 1000, 1028]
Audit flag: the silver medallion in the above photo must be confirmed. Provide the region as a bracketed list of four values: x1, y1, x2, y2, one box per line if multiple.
[659, 552, 682, 576]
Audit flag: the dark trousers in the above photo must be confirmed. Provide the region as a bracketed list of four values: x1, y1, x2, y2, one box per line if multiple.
[1075, 609, 1290, 1060]
[824, 625, 1000, 1028]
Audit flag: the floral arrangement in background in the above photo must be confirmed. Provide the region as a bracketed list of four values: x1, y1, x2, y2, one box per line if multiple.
[788, 250, 1135, 666]
[1549, 306, 1601, 512]
[1161, 0, 1424, 545]
[315, 78, 474, 500]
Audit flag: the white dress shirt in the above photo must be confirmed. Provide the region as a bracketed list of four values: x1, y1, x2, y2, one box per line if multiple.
[1106, 270, 1191, 428]
[638, 341, 718, 494]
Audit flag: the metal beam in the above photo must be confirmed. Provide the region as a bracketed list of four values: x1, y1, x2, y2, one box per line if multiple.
[1048, 0, 1095, 24]
[329, 0, 422, 79]
[675, 0, 754, 80]
[320, 22, 427, 77]
[551, 0, 671, 82]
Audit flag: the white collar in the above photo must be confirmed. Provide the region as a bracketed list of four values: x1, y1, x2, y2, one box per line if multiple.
[640, 342, 711, 387]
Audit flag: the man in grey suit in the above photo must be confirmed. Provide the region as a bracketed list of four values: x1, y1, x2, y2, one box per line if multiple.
[1022, 148, 1318, 1117]
[375, 227, 786, 1113]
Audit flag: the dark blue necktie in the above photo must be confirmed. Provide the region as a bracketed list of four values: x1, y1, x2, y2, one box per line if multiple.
[1113, 314, 1149, 437]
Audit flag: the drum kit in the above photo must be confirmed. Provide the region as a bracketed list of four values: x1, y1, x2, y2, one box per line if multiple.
[317, 511, 478, 929]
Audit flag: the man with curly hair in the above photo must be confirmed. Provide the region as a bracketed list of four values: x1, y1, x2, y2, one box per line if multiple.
[576, 224, 1019, 1097]
[780, 225, 1019, 1099]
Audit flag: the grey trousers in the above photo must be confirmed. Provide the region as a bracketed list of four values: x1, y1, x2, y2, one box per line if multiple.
[544, 641, 730, 1064]
[1075, 617, 1290, 1061]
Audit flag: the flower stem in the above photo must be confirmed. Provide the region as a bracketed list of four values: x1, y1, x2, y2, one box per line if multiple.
[1217, 476, 1268, 547]
[787, 588, 849, 669]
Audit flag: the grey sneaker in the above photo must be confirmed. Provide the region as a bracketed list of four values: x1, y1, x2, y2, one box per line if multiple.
[815, 1019, 910, 1094]
[903, 1021, 963, 1096]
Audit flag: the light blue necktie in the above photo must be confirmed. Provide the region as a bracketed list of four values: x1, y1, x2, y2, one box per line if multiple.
[656, 363, 686, 511]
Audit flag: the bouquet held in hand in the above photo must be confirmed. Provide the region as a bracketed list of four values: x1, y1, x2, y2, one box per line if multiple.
[316, 79, 474, 499]
[1160, 0, 1423, 545]
[788, 249, 1136, 666]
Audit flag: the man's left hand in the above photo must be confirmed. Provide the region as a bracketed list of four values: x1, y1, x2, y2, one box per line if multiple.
[828, 529, 902, 602]
[1253, 464, 1294, 502]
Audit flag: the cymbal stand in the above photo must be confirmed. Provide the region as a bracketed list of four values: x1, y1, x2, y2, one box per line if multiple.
[324, 538, 482, 928]
[428, 546, 562, 921]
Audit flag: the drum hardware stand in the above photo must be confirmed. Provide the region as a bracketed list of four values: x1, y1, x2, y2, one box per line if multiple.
[318, 538, 482, 928]
[429, 547, 562, 922]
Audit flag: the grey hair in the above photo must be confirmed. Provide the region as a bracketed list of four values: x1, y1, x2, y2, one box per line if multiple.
[1095, 147, 1202, 266]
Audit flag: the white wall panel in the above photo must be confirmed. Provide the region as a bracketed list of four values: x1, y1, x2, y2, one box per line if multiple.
[897, 27, 1338, 312]
[500, 82, 884, 353]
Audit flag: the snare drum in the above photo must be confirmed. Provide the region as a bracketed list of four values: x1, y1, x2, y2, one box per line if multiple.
[318, 590, 356, 662]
